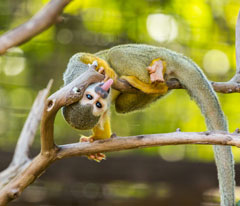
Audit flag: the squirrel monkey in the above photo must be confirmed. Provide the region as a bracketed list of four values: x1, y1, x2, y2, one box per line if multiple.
[62, 44, 235, 205]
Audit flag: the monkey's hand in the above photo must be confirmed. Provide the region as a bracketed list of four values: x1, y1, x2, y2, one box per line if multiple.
[147, 58, 166, 83]
[80, 136, 106, 162]
[81, 53, 117, 81]
[97, 65, 117, 82]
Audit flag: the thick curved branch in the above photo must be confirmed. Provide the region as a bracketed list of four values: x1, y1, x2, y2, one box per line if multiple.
[40, 68, 104, 152]
[0, 69, 104, 205]
[0, 0, 72, 55]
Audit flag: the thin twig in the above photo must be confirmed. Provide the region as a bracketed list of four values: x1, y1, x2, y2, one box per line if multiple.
[0, 0, 72, 55]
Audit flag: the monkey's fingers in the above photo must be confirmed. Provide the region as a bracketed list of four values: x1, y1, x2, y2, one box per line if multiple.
[98, 66, 105, 75]
[97, 67, 110, 82]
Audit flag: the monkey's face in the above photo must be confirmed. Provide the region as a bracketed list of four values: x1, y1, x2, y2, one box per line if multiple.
[80, 79, 113, 117]
[62, 79, 113, 130]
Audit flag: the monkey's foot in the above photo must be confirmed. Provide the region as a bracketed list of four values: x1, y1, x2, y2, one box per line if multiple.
[88, 153, 106, 162]
[147, 59, 165, 83]
[80, 136, 106, 162]
[80, 136, 94, 143]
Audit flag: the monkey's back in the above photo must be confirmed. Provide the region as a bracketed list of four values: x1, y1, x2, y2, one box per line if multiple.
[95, 44, 183, 84]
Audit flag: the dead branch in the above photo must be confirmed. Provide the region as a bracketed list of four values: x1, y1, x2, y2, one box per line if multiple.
[0, 80, 52, 189]
[0, 0, 72, 55]
[0, 68, 104, 205]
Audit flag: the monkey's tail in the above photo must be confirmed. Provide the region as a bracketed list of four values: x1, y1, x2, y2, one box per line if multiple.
[171, 56, 235, 206]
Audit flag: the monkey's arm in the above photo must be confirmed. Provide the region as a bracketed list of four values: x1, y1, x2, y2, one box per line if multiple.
[92, 111, 111, 140]
[79, 111, 111, 162]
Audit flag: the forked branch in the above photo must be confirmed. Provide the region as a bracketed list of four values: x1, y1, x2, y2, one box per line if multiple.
[0, 3, 240, 205]
[0, 68, 240, 205]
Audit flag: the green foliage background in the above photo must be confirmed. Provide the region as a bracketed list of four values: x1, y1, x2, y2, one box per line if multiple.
[0, 0, 239, 162]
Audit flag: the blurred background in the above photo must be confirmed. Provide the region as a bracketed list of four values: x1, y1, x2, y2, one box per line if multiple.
[0, 0, 240, 205]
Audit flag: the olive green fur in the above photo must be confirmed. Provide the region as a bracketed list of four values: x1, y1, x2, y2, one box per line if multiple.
[63, 44, 235, 205]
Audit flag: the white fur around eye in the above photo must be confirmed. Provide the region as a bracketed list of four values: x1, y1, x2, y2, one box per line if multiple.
[80, 86, 109, 117]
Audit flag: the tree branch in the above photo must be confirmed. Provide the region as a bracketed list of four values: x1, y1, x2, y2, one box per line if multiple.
[0, 68, 104, 205]
[0, 0, 72, 55]
[40, 68, 104, 153]
[56, 130, 240, 159]
[0, 80, 52, 189]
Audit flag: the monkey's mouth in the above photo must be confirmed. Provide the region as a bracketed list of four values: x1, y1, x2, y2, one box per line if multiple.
[95, 79, 113, 98]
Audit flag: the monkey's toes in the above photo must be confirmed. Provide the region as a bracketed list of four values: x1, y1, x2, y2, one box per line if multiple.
[87, 153, 106, 162]
[80, 136, 94, 143]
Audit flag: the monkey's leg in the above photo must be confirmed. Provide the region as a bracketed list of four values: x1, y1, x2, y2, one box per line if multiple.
[120, 58, 168, 94]
[80, 112, 111, 162]
[147, 58, 166, 83]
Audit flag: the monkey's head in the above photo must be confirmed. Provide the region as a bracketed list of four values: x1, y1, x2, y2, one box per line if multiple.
[62, 79, 113, 130]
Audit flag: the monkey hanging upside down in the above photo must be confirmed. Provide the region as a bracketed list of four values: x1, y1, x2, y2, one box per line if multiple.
[62, 44, 235, 206]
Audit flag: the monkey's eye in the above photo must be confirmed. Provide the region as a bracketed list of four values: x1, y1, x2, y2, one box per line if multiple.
[86, 94, 93, 100]
[96, 102, 102, 108]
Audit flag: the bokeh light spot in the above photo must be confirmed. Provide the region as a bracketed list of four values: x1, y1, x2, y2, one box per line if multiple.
[3, 47, 25, 76]
[147, 14, 178, 42]
[158, 146, 185, 162]
[203, 50, 230, 75]
[57, 29, 73, 45]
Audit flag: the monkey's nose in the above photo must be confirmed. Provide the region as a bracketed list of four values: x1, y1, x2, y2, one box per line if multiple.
[101, 79, 113, 91]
